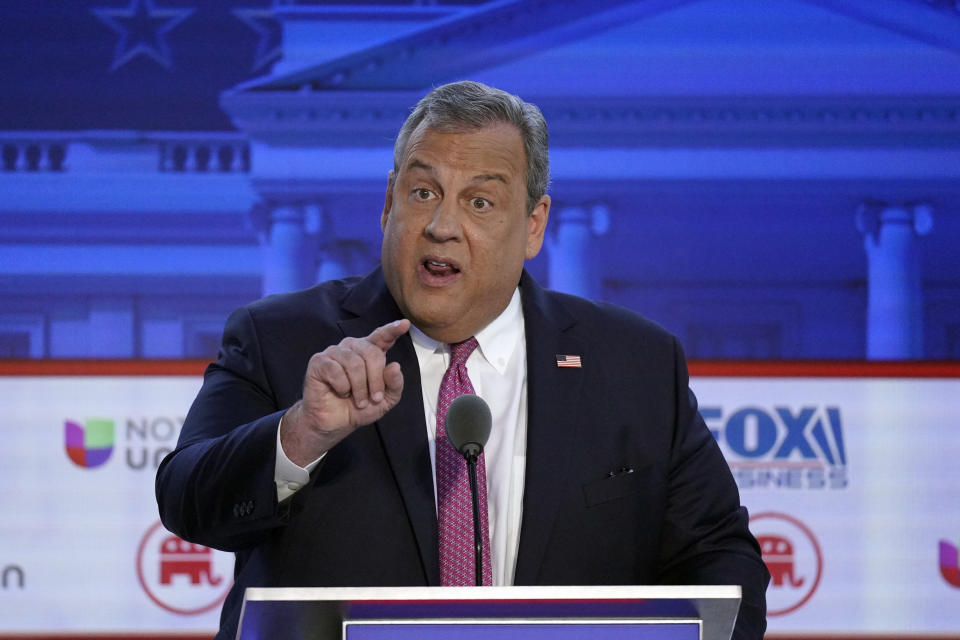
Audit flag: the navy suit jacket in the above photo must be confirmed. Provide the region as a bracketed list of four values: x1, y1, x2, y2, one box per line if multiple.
[156, 268, 768, 639]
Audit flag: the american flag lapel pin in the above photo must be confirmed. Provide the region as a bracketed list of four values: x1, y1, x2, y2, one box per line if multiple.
[556, 354, 582, 368]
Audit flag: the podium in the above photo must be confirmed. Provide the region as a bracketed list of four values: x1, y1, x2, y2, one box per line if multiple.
[237, 585, 741, 640]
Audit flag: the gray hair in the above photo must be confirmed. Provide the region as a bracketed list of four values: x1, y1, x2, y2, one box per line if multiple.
[393, 80, 550, 214]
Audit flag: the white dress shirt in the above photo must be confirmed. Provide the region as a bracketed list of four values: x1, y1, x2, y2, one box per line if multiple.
[275, 288, 528, 585]
[409, 288, 528, 586]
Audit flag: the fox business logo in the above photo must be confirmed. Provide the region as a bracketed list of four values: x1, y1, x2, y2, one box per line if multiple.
[702, 406, 848, 490]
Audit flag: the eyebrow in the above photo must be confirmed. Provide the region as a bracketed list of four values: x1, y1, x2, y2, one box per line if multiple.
[405, 159, 509, 185]
[471, 173, 508, 185]
[406, 159, 434, 174]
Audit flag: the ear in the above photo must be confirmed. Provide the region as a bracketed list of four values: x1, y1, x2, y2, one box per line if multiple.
[381, 170, 396, 232]
[525, 194, 550, 260]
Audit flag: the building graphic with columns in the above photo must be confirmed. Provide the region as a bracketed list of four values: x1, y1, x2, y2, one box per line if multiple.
[1, 0, 959, 360]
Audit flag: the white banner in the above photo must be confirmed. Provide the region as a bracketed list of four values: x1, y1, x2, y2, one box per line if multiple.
[694, 377, 960, 633]
[0, 376, 227, 632]
[0, 372, 958, 634]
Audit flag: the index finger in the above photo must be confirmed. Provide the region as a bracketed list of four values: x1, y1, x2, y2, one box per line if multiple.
[367, 319, 411, 352]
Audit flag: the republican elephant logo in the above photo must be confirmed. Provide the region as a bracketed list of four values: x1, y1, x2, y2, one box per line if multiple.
[159, 536, 223, 586]
[759, 534, 805, 588]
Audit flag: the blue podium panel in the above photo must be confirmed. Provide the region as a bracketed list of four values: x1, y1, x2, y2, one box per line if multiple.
[346, 621, 700, 640]
[237, 586, 740, 640]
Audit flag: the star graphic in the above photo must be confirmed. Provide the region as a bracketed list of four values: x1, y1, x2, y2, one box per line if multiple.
[232, 6, 283, 73]
[91, 0, 194, 72]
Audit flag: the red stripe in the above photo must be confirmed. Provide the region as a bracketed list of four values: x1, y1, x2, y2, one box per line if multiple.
[0, 360, 209, 376]
[689, 360, 960, 378]
[0, 359, 957, 378]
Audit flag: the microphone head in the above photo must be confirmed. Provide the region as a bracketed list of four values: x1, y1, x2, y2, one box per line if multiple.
[445, 394, 492, 458]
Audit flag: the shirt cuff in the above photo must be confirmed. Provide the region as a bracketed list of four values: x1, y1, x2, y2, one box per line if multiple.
[275, 412, 324, 502]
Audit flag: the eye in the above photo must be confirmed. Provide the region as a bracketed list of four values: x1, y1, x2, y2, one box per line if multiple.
[470, 197, 491, 211]
[413, 188, 435, 201]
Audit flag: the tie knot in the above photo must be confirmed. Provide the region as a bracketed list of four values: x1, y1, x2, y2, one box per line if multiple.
[449, 337, 479, 367]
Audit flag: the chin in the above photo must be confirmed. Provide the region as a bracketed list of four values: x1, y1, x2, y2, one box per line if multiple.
[411, 313, 470, 343]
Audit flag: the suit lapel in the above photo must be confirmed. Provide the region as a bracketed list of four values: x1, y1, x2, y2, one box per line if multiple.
[339, 270, 440, 585]
[513, 274, 585, 584]
[337, 269, 583, 586]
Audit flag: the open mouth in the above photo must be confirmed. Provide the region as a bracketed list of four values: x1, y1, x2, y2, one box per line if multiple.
[422, 258, 460, 278]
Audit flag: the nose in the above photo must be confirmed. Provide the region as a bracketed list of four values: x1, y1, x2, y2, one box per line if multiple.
[424, 199, 462, 242]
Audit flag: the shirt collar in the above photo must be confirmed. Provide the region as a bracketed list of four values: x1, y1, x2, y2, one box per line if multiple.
[409, 288, 524, 376]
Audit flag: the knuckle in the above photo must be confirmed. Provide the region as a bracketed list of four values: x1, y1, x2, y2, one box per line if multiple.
[325, 344, 360, 368]
[357, 341, 383, 361]
[317, 357, 343, 378]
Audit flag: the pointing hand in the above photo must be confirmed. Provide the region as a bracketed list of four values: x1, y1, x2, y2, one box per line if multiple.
[281, 319, 410, 466]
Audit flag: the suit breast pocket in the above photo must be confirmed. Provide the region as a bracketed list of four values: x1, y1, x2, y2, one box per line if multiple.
[581, 466, 651, 508]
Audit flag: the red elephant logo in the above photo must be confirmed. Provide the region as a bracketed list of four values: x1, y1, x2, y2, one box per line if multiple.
[158, 536, 223, 586]
[759, 534, 805, 588]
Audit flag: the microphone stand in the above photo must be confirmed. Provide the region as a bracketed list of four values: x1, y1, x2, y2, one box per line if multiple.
[463, 447, 483, 587]
[445, 393, 492, 588]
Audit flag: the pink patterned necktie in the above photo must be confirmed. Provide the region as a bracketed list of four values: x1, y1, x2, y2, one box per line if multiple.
[436, 337, 493, 586]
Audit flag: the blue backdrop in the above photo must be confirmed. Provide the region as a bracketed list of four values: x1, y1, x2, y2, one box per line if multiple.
[1, 0, 959, 360]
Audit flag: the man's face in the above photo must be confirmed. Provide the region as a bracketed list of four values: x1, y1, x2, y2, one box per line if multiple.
[380, 121, 550, 343]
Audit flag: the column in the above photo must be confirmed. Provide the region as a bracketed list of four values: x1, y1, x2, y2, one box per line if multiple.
[262, 204, 319, 296]
[315, 208, 350, 282]
[856, 202, 933, 360]
[318, 240, 376, 283]
[546, 203, 610, 299]
[317, 244, 350, 282]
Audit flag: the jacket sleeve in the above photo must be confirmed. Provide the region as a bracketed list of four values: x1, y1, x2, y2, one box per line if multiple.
[155, 305, 292, 552]
[656, 337, 770, 640]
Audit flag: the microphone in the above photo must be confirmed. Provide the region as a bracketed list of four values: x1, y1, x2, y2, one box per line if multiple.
[445, 393, 492, 461]
[445, 394, 492, 586]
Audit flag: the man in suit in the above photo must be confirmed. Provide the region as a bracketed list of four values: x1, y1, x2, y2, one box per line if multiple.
[156, 80, 768, 639]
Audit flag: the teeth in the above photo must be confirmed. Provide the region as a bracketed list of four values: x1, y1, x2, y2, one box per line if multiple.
[427, 260, 450, 267]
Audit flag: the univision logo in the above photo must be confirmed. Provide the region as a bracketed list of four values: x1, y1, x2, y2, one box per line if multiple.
[63, 415, 183, 470]
[64, 418, 115, 468]
[940, 539, 960, 588]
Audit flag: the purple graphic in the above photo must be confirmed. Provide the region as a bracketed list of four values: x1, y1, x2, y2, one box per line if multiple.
[64, 419, 114, 468]
[940, 540, 960, 588]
